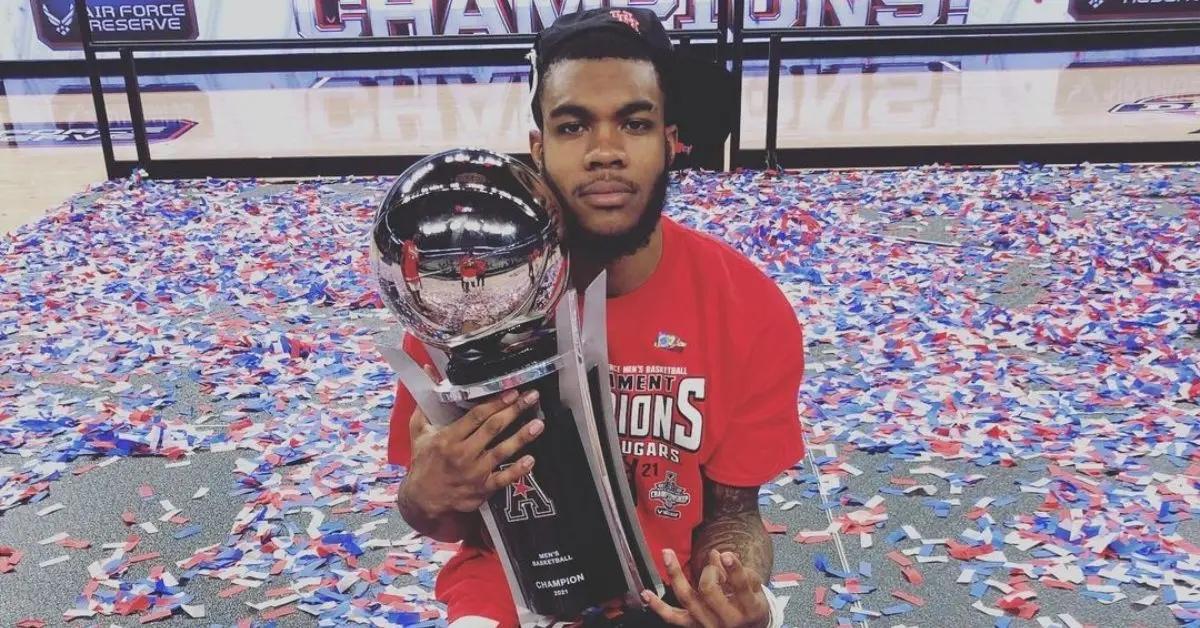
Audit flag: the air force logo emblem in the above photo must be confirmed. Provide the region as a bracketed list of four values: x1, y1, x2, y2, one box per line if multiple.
[501, 465, 556, 523]
[42, 2, 75, 36]
[649, 472, 691, 519]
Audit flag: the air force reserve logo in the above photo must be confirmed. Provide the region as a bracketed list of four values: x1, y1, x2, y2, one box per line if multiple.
[32, 0, 199, 50]
[649, 472, 691, 519]
[1111, 94, 1200, 116]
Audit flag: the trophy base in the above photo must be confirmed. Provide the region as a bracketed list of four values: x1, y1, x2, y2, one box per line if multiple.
[446, 326, 558, 386]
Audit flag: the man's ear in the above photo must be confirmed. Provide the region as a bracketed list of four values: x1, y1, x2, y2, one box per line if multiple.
[529, 129, 544, 171]
[665, 124, 679, 166]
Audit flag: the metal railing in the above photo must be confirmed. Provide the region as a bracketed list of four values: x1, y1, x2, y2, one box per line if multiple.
[751, 20, 1200, 169]
[73, 0, 1200, 177]
[74, 0, 735, 179]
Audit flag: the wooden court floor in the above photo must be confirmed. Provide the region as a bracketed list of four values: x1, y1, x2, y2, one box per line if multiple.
[2, 61, 1198, 235]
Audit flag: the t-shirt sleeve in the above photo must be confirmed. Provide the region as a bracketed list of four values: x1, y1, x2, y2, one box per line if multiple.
[703, 281, 805, 487]
[386, 333, 433, 468]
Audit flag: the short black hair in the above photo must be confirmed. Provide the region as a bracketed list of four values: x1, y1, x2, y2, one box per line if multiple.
[530, 29, 673, 131]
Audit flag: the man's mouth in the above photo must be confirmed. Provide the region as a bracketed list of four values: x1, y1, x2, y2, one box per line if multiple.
[578, 180, 636, 208]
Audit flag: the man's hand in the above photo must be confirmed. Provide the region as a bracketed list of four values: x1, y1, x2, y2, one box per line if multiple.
[401, 388, 544, 521]
[642, 548, 771, 628]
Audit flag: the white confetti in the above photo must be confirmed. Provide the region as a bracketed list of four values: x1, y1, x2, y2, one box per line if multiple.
[39, 554, 70, 567]
[38, 532, 69, 545]
[192, 486, 209, 499]
[37, 502, 64, 516]
[972, 600, 1004, 617]
[1058, 614, 1084, 628]
[304, 506, 326, 539]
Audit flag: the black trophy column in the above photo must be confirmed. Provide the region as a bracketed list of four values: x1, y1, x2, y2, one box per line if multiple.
[485, 373, 628, 616]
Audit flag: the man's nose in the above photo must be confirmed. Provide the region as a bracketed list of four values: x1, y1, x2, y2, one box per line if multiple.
[585, 125, 627, 170]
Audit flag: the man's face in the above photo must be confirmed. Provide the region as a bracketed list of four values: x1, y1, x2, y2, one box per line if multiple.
[531, 58, 678, 264]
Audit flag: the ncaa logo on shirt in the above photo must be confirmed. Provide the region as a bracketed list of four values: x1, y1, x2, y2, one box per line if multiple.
[649, 472, 691, 519]
[500, 465, 556, 523]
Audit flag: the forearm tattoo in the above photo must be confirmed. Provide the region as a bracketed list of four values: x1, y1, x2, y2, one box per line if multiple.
[689, 476, 773, 585]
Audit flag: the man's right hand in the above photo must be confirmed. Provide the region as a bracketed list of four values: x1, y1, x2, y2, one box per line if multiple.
[402, 388, 545, 521]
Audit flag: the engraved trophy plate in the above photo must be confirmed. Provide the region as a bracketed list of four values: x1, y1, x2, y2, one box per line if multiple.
[371, 149, 664, 625]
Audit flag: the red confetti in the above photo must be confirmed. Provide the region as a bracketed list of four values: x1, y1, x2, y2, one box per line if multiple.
[886, 550, 914, 567]
[138, 607, 173, 624]
[218, 584, 248, 599]
[893, 590, 926, 606]
[127, 552, 161, 565]
[0, 545, 24, 573]
[261, 605, 297, 620]
[901, 566, 924, 586]
[57, 538, 92, 550]
[72, 463, 99, 476]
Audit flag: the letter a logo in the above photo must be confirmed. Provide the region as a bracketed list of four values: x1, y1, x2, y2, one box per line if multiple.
[501, 465, 556, 522]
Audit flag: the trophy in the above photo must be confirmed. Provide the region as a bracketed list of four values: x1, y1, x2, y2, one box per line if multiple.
[370, 148, 664, 625]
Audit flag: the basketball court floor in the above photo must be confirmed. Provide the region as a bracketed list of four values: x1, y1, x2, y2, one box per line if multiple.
[2, 49, 1198, 234]
[1, 48, 1199, 628]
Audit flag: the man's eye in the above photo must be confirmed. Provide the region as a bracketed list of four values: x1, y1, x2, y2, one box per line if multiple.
[626, 119, 653, 132]
[558, 122, 584, 134]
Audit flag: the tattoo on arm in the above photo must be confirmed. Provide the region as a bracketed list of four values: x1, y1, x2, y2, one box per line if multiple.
[689, 476, 773, 585]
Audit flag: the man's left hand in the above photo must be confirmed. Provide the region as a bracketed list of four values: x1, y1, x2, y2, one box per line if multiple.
[642, 549, 771, 628]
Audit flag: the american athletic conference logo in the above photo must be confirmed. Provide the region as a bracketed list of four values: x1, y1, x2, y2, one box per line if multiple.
[1110, 94, 1200, 116]
[499, 464, 556, 523]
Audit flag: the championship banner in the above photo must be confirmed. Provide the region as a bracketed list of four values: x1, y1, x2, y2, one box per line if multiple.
[291, 0, 972, 37]
[3, 0, 1200, 61]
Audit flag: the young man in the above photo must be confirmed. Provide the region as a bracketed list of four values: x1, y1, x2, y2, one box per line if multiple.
[388, 9, 805, 627]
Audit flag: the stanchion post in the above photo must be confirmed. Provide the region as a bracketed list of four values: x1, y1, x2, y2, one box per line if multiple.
[121, 47, 152, 172]
[716, 0, 728, 68]
[766, 34, 781, 171]
[75, 0, 119, 179]
[729, 0, 744, 170]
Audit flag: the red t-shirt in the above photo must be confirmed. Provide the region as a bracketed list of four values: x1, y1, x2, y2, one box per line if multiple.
[386, 217, 805, 625]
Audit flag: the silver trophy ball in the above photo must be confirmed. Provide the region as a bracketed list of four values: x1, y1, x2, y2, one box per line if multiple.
[371, 148, 569, 351]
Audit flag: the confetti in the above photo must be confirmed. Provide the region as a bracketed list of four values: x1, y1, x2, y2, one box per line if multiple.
[38, 532, 68, 545]
[35, 503, 63, 516]
[172, 524, 202, 540]
[38, 554, 70, 568]
[1, 165, 1197, 625]
[0, 546, 24, 574]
